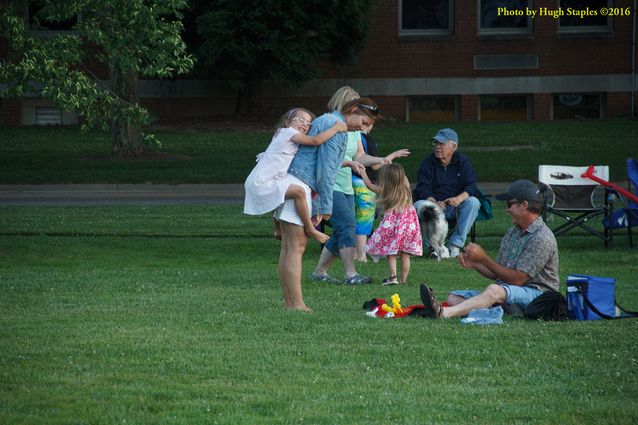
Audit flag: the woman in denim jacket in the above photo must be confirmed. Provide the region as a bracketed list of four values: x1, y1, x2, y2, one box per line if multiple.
[273, 96, 381, 311]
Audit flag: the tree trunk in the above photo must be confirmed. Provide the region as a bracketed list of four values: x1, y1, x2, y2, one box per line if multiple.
[109, 65, 145, 158]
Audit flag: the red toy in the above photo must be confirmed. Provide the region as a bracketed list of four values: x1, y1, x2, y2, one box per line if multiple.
[581, 165, 638, 204]
[363, 294, 448, 319]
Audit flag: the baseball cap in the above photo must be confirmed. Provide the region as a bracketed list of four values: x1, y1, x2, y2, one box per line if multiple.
[432, 128, 458, 145]
[495, 179, 541, 202]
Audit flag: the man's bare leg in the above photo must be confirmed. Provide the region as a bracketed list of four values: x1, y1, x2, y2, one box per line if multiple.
[441, 284, 506, 318]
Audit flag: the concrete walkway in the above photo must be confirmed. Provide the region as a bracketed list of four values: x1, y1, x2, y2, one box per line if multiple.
[0, 183, 511, 206]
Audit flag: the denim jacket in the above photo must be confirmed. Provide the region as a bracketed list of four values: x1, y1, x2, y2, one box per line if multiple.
[288, 112, 347, 215]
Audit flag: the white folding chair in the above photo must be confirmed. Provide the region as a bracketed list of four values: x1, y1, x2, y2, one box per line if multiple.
[538, 165, 613, 247]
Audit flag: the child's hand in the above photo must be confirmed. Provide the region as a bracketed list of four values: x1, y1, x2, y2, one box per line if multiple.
[389, 149, 410, 160]
[350, 161, 366, 176]
[335, 121, 348, 132]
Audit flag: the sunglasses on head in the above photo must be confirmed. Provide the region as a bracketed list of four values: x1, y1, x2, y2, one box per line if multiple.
[357, 103, 379, 114]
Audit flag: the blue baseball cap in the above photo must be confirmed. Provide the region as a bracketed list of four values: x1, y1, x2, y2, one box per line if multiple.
[432, 128, 458, 145]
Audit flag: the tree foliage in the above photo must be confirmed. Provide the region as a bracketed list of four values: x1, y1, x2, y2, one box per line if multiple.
[0, 0, 194, 157]
[187, 0, 376, 113]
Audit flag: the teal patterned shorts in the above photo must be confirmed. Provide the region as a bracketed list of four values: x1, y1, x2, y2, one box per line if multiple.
[352, 175, 376, 236]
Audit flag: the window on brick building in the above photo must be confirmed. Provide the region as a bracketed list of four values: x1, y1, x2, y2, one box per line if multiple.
[408, 96, 459, 122]
[28, 0, 79, 33]
[558, 0, 611, 34]
[480, 95, 531, 121]
[553, 94, 603, 119]
[35, 107, 63, 125]
[479, 0, 532, 36]
[400, 0, 453, 36]
[477, 0, 532, 35]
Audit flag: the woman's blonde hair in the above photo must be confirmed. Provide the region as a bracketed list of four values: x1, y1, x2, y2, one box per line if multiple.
[275, 107, 316, 130]
[327, 86, 360, 112]
[376, 163, 412, 212]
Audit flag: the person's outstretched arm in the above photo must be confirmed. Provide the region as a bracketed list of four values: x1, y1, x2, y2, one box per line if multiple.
[292, 121, 347, 146]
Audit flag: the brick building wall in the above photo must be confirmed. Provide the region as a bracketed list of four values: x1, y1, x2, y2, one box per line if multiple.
[607, 93, 633, 117]
[1, 101, 22, 127]
[461, 96, 479, 122]
[2, 0, 636, 125]
[533, 93, 552, 120]
[355, 0, 633, 78]
[309, 0, 636, 121]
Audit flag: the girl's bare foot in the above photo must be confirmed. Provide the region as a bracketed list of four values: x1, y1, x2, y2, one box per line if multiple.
[355, 256, 368, 263]
[307, 229, 330, 244]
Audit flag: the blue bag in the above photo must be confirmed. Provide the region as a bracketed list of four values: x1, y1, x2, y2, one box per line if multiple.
[566, 274, 638, 320]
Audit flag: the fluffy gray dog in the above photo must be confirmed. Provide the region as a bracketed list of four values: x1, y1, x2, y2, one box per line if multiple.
[415, 200, 449, 260]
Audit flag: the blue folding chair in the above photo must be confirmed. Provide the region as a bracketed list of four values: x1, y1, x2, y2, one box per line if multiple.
[604, 158, 638, 247]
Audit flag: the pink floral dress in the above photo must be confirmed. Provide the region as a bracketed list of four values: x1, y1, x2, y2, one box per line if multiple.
[366, 205, 423, 260]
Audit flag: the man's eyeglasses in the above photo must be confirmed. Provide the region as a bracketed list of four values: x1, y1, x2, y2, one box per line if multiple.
[292, 117, 311, 126]
[432, 142, 453, 148]
[506, 200, 524, 208]
[358, 103, 379, 114]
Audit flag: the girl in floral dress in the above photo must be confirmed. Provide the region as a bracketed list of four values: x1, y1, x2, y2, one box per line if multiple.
[363, 164, 423, 285]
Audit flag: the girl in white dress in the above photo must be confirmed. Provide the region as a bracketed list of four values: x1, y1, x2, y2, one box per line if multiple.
[244, 108, 347, 243]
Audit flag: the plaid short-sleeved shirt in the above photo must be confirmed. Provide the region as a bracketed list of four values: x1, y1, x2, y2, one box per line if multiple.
[495, 217, 559, 291]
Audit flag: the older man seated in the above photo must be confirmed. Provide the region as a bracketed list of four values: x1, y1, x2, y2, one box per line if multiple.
[412, 128, 480, 258]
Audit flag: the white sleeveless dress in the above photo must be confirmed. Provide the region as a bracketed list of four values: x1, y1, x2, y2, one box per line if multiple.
[243, 127, 301, 215]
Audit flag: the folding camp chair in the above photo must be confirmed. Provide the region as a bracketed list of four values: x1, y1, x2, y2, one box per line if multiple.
[603, 158, 638, 247]
[538, 165, 613, 247]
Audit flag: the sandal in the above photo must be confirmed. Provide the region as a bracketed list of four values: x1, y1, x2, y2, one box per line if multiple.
[311, 272, 340, 284]
[419, 283, 443, 319]
[382, 275, 399, 286]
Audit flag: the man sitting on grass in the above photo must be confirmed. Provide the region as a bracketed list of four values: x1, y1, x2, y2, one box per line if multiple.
[420, 179, 559, 319]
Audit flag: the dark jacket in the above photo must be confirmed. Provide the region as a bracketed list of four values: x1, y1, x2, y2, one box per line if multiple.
[361, 133, 378, 183]
[412, 152, 479, 202]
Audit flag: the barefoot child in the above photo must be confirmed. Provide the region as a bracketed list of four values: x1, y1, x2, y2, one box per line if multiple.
[244, 108, 347, 243]
[363, 164, 423, 285]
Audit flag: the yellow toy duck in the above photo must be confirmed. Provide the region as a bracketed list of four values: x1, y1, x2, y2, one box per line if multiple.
[381, 293, 404, 317]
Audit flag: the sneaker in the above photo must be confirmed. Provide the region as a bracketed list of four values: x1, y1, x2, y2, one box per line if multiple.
[311, 272, 340, 284]
[382, 276, 399, 286]
[419, 284, 443, 319]
[343, 273, 373, 285]
[449, 246, 460, 258]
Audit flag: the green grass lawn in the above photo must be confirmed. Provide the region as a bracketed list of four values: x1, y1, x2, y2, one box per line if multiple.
[0, 118, 636, 183]
[1, 204, 637, 424]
